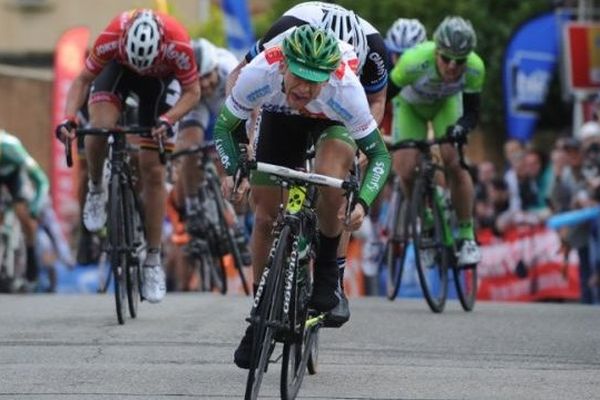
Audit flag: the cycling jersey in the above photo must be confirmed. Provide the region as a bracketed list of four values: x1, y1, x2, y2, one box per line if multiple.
[215, 41, 391, 206]
[0, 131, 48, 217]
[86, 10, 198, 87]
[390, 41, 485, 104]
[180, 46, 239, 137]
[245, 3, 389, 94]
[389, 41, 485, 141]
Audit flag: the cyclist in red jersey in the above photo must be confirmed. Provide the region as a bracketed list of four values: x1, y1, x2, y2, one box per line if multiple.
[56, 9, 200, 303]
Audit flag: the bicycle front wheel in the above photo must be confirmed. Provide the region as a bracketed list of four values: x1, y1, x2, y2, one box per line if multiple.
[386, 190, 408, 301]
[411, 179, 448, 313]
[208, 177, 250, 295]
[108, 176, 127, 324]
[245, 226, 290, 400]
[454, 262, 478, 311]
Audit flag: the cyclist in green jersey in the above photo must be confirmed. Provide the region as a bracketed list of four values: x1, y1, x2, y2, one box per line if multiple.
[389, 16, 485, 265]
[0, 130, 49, 285]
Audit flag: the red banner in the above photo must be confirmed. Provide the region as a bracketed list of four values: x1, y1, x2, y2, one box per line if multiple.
[564, 22, 600, 90]
[477, 226, 580, 302]
[51, 27, 89, 229]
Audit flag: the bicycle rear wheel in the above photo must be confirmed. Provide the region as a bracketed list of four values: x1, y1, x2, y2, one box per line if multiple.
[386, 189, 408, 300]
[454, 263, 478, 311]
[208, 177, 250, 295]
[108, 177, 127, 325]
[411, 179, 448, 313]
[245, 226, 290, 400]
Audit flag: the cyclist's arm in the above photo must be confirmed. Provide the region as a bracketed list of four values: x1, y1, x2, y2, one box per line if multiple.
[214, 105, 246, 176]
[226, 59, 247, 96]
[64, 69, 96, 119]
[355, 129, 391, 209]
[163, 81, 201, 123]
[455, 92, 481, 132]
[24, 156, 49, 217]
[366, 89, 386, 126]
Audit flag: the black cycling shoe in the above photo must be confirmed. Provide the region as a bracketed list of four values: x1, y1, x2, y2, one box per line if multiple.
[310, 261, 340, 312]
[234, 325, 254, 369]
[324, 289, 350, 328]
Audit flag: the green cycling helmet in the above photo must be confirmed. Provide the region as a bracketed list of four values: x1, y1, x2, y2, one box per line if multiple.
[434, 16, 476, 59]
[282, 24, 342, 83]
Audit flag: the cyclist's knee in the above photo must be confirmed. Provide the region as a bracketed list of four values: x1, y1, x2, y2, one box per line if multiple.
[315, 140, 354, 178]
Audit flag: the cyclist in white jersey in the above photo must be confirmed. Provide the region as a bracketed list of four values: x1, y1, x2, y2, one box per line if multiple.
[215, 25, 391, 369]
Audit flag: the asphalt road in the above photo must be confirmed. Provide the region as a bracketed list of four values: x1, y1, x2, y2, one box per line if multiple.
[0, 294, 598, 400]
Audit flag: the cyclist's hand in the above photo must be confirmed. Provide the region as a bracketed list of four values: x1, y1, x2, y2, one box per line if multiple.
[446, 124, 467, 144]
[152, 115, 175, 141]
[339, 201, 367, 231]
[55, 117, 77, 143]
[222, 176, 250, 204]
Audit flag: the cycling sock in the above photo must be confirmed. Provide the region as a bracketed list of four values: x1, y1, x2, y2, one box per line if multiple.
[25, 246, 38, 282]
[314, 232, 341, 286]
[144, 247, 161, 266]
[336, 256, 346, 292]
[458, 219, 475, 240]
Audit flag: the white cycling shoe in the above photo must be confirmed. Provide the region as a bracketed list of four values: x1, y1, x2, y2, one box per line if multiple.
[83, 188, 108, 233]
[142, 264, 166, 304]
[457, 240, 481, 266]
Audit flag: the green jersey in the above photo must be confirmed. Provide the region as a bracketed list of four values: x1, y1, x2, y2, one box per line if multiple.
[0, 131, 49, 216]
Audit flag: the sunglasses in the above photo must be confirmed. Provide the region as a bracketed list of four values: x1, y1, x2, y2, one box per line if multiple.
[439, 54, 467, 65]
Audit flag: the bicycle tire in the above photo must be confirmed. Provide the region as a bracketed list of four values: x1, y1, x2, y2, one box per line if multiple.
[386, 190, 408, 301]
[244, 225, 290, 400]
[208, 177, 250, 295]
[453, 263, 478, 311]
[108, 176, 127, 325]
[411, 178, 448, 313]
[306, 326, 319, 375]
[122, 187, 140, 318]
[212, 256, 227, 294]
[281, 261, 312, 399]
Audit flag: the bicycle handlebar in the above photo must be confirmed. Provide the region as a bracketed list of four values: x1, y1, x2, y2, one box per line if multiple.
[64, 126, 166, 168]
[169, 141, 215, 161]
[386, 137, 469, 170]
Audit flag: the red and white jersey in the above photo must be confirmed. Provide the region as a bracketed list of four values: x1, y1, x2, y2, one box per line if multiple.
[226, 40, 377, 140]
[85, 10, 198, 87]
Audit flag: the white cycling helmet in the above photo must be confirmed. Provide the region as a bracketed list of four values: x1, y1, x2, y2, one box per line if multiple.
[318, 6, 369, 73]
[192, 38, 218, 76]
[385, 18, 427, 54]
[124, 10, 162, 71]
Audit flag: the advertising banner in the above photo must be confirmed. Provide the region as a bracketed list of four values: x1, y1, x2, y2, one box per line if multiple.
[503, 12, 571, 141]
[51, 27, 89, 229]
[564, 22, 600, 90]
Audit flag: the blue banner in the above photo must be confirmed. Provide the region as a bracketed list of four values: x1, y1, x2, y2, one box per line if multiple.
[222, 0, 254, 59]
[503, 11, 571, 141]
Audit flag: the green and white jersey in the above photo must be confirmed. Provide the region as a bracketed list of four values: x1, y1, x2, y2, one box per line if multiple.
[390, 41, 485, 105]
[0, 130, 49, 215]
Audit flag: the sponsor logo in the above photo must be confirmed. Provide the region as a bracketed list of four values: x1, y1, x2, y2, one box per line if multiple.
[368, 52, 386, 78]
[265, 47, 284, 64]
[214, 138, 231, 170]
[164, 43, 192, 71]
[246, 84, 272, 103]
[366, 160, 386, 191]
[96, 40, 119, 56]
[326, 98, 353, 121]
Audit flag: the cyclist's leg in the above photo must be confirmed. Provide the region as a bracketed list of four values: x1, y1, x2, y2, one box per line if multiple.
[177, 107, 208, 216]
[4, 169, 38, 286]
[311, 125, 355, 312]
[393, 97, 430, 198]
[85, 62, 126, 232]
[135, 77, 180, 303]
[434, 95, 479, 264]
